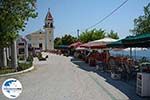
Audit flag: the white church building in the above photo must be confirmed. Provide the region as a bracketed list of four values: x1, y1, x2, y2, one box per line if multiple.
[26, 9, 54, 51]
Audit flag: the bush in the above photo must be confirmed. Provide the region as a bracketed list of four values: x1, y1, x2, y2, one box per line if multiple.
[0, 58, 33, 75]
[0, 67, 16, 75]
[18, 61, 33, 71]
[27, 56, 33, 62]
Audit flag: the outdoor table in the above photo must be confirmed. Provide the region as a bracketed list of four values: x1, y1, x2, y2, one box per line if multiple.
[89, 58, 96, 66]
[139, 62, 150, 73]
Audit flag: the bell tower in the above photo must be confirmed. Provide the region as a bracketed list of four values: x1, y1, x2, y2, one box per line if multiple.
[44, 8, 54, 51]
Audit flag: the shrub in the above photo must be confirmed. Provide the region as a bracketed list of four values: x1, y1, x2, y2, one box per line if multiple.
[0, 67, 16, 75]
[27, 56, 33, 62]
[18, 61, 33, 71]
[0, 58, 33, 75]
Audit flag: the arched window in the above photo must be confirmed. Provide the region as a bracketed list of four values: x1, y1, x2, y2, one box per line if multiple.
[50, 23, 53, 28]
[48, 22, 50, 27]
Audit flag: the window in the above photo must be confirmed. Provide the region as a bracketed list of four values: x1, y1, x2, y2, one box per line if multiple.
[19, 48, 25, 54]
[50, 23, 53, 28]
[18, 43, 24, 46]
[39, 43, 43, 48]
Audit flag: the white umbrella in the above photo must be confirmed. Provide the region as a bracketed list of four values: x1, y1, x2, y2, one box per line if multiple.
[80, 37, 117, 49]
[90, 37, 117, 44]
[75, 47, 87, 50]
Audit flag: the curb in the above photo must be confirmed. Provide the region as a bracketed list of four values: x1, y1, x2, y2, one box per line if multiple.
[0, 66, 34, 77]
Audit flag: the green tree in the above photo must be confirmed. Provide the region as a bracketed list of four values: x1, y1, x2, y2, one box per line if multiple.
[107, 30, 119, 39]
[61, 34, 77, 45]
[54, 34, 77, 46]
[79, 29, 106, 43]
[92, 29, 106, 40]
[54, 37, 62, 47]
[130, 3, 150, 35]
[79, 30, 93, 43]
[0, 0, 37, 68]
[0, 0, 37, 48]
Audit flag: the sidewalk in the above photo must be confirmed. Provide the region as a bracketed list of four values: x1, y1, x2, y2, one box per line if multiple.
[71, 57, 150, 100]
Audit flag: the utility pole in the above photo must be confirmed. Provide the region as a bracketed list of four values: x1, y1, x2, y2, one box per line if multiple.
[77, 29, 79, 39]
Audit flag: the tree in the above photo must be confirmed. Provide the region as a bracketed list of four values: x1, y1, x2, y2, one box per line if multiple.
[131, 3, 150, 35]
[54, 34, 77, 46]
[79, 29, 106, 43]
[61, 34, 77, 45]
[107, 30, 119, 39]
[92, 29, 106, 40]
[0, 0, 37, 68]
[54, 37, 62, 47]
[0, 0, 37, 48]
[79, 30, 93, 43]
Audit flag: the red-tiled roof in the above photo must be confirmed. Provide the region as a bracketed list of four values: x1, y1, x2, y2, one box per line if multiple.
[69, 42, 82, 48]
[45, 9, 53, 20]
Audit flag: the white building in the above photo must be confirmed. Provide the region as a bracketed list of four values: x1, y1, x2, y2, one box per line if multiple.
[26, 9, 54, 51]
[16, 36, 29, 60]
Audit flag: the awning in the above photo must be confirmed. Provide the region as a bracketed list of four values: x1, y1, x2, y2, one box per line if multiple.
[122, 33, 150, 43]
[122, 33, 150, 47]
[55, 45, 69, 49]
[107, 33, 150, 48]
[68, 42, 82, 48]
[107, 40, 124, 48]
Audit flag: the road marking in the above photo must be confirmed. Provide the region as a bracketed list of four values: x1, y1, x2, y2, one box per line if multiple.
[88, 74, 117, 100]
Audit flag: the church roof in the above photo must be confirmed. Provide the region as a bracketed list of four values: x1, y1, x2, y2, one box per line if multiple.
[32, 29, 44, 34]
[25, 29, 45, 37]
[45, 8, 53, 20]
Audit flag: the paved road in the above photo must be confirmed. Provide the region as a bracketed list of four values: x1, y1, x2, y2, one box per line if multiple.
[0, 53, 129, 100]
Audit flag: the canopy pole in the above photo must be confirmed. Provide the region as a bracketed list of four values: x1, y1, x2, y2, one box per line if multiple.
[134, 48, 136, 61]
[130, 48, 132, 58]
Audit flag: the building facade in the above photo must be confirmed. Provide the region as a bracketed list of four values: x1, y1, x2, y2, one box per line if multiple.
[16, 36, 29, 60]
[26, 9, 54, 51]
[26, 29, 46, 50]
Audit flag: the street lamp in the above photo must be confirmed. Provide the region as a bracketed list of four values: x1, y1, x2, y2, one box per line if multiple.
[77, 29, 79, 39]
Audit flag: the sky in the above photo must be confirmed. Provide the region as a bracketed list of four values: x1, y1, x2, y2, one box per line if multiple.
[21, 0, 150, 39]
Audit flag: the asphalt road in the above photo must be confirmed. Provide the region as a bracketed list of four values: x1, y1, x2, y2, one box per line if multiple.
[0, 53, 129, 100]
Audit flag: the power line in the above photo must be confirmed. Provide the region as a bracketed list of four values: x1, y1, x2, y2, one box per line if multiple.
[85, 0, 129, 31]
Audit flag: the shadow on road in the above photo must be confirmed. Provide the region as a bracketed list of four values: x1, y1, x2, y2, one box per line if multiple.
[71, 57, 150, 100]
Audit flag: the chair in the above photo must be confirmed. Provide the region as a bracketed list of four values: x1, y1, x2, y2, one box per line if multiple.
[108, 56, 121, 79]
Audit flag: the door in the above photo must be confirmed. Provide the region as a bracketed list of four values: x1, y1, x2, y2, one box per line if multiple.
[39, 43, 43, 49]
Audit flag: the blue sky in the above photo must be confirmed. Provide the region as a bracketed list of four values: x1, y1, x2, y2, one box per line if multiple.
[21, 0, 150, 38]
